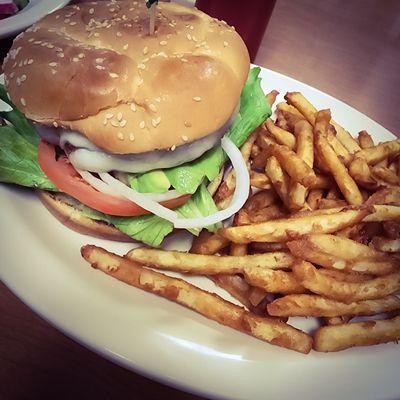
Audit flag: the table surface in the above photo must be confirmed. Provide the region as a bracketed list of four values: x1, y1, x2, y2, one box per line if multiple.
[1, 1, 399, 399]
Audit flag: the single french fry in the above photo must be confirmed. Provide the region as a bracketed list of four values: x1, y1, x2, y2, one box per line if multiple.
[315, 130, 363, 205]
[243, 268, 305, 295]
[265, 156, 290, 207]
[372, 166, 400, 186]
[364, 205, 400, 222]
[268, 143, 317, 187]
[126, 247, 294, 275]
[265, 90, 279, 108]
[190, 231, 230, 255]
[349, 157, 377, 189]
[365, 187, 400, 206]
[292, 260, 400, 303]
[287, 234, 397, 275]
[314, 315, 400, 352]
[244, 189, 278, 212]
[288, 181, 308, 211]
[265, 118, 296, 150]
[81, 245, 312, 353]
[371, 237, 400, 253]
[358, 130, 375, 149]
[294, 119, 314, 167]
[356, 139, 400, 165]
[267, 294, 400, 317]
[249, 171, 271, 189]
[307, 189, 324, 210]
[220, 208, 370, 244]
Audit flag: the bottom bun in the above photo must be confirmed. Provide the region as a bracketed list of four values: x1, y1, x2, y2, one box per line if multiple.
[37, 190, 133, 242]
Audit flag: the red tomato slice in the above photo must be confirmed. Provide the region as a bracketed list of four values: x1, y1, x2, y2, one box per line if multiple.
[38, 140, 190, 217]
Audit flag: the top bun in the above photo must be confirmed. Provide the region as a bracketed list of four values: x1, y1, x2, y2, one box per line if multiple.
[3, 1, 250, 154]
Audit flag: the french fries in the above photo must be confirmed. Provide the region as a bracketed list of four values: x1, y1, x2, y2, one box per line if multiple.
[82, 87, 400, 354]
[220, 208, 369, 244]
[267, 294, 400, 317]
[292, 261, 400, 303]
[287, 234, 397, 275]
[82, 245, 312, 354]
[126, 247, 294, 274]
[314, 315, 400, 352]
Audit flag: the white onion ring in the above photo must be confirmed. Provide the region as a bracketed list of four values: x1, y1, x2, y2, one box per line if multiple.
[99, 137, 250, 229]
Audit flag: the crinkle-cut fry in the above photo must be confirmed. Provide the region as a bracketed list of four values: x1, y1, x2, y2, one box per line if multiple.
[307, 189, 324, 210]
[267, 294, 400, 317]
[82, 245, 312, 354]
[287, 234, 397, 275]
[313, 315, 400, 352]
[219, 207, 370, 244]
[268, 143, 317, 187]
[365, 187, 400, 206]
[356, 139, 400, 165]
[265, 118, 296, 150]
[288, 181, 308, 211]
[250, 171, 271, 190]
[190, 231, 230, 255]
[349, 157, 377, 189]
[371, 237, 400, 253]
[265, 156, 290, 207]
[265, 90, 279, 108]
[372, 166, 400, 185]
[364, 205, 400, 222]
[294, 119, 314, 167]
[126, 247, 295, 275]
[358, 130, 375, 149]
[243, 267, 305, 295]
[292, 260, 400, 303]
[315, 129, 363, 205]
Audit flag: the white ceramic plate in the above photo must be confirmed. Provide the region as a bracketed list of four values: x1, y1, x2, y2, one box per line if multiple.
[0, 67, 398, 400]
[0, 0, 70, 38]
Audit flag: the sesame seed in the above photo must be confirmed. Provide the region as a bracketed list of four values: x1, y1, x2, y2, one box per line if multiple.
[117, 112, 123, 121]
[106, 113, 114, 119]
[119, 120, 127, 127]
[184, 121, 192, 127]
[89, 8, 94, 14]
[96, 65, 105, 70]
[170, 145, 176, 151]
[95, 58, 104, 64]
[155, 97, 161, 103]
[51, 69, 57, 75]
[223, 41, 228, 47]
[152, 116, 161, 127]
[19, 74, 26, 82]
[57, 53, 65, 58]
[16, 78, 21, 86]
[129, 133, 135, 141]
[34, 40, 42, 44]
[116, 32, 122, 37]
[28, 38, 34, 42]
[109, 72, 119, 78]
[138, 63, 146, 70]
[130, 103, 136, 112]
[49, 62, 57, 67]
[53, 122, 59, 128]
[64, 18, 70, 23]
[159, 40, 167, 46]
[47, 44, 55, 49]
[117, 132, 124, 140]
[186, 34, 192, 40]
[181, 58, 188, 63]
[111, 120, 119, 127]
[70, 22, 77, 26]
[193, 96, 202, 102]
[137, 78, 144, 86]
[143, 46, 149, 55]
[182, 135, 189, 142]
[189, 25, 194, 30]
[139, 121, 146, 129]
[123, 44, 129, 50]
[20, 98, 26, 106]
[72, 57, 79, 62]
[94, 32, 100, 37]
[103, 119, 108, 126]
[78, 53, 85, 59]
[55, 15, 60, 19]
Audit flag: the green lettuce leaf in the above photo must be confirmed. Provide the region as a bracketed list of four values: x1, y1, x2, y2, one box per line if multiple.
[82, 183, 218, 246]
[0, 125, 57, 190]
[137, 67, 271, 194]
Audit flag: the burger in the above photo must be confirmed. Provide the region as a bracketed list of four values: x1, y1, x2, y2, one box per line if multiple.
[1, 0, 271, 246]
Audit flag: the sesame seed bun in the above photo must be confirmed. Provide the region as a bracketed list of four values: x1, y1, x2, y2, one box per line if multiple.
[37, 190, 133, 242]
[4, 1, 250, 154]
